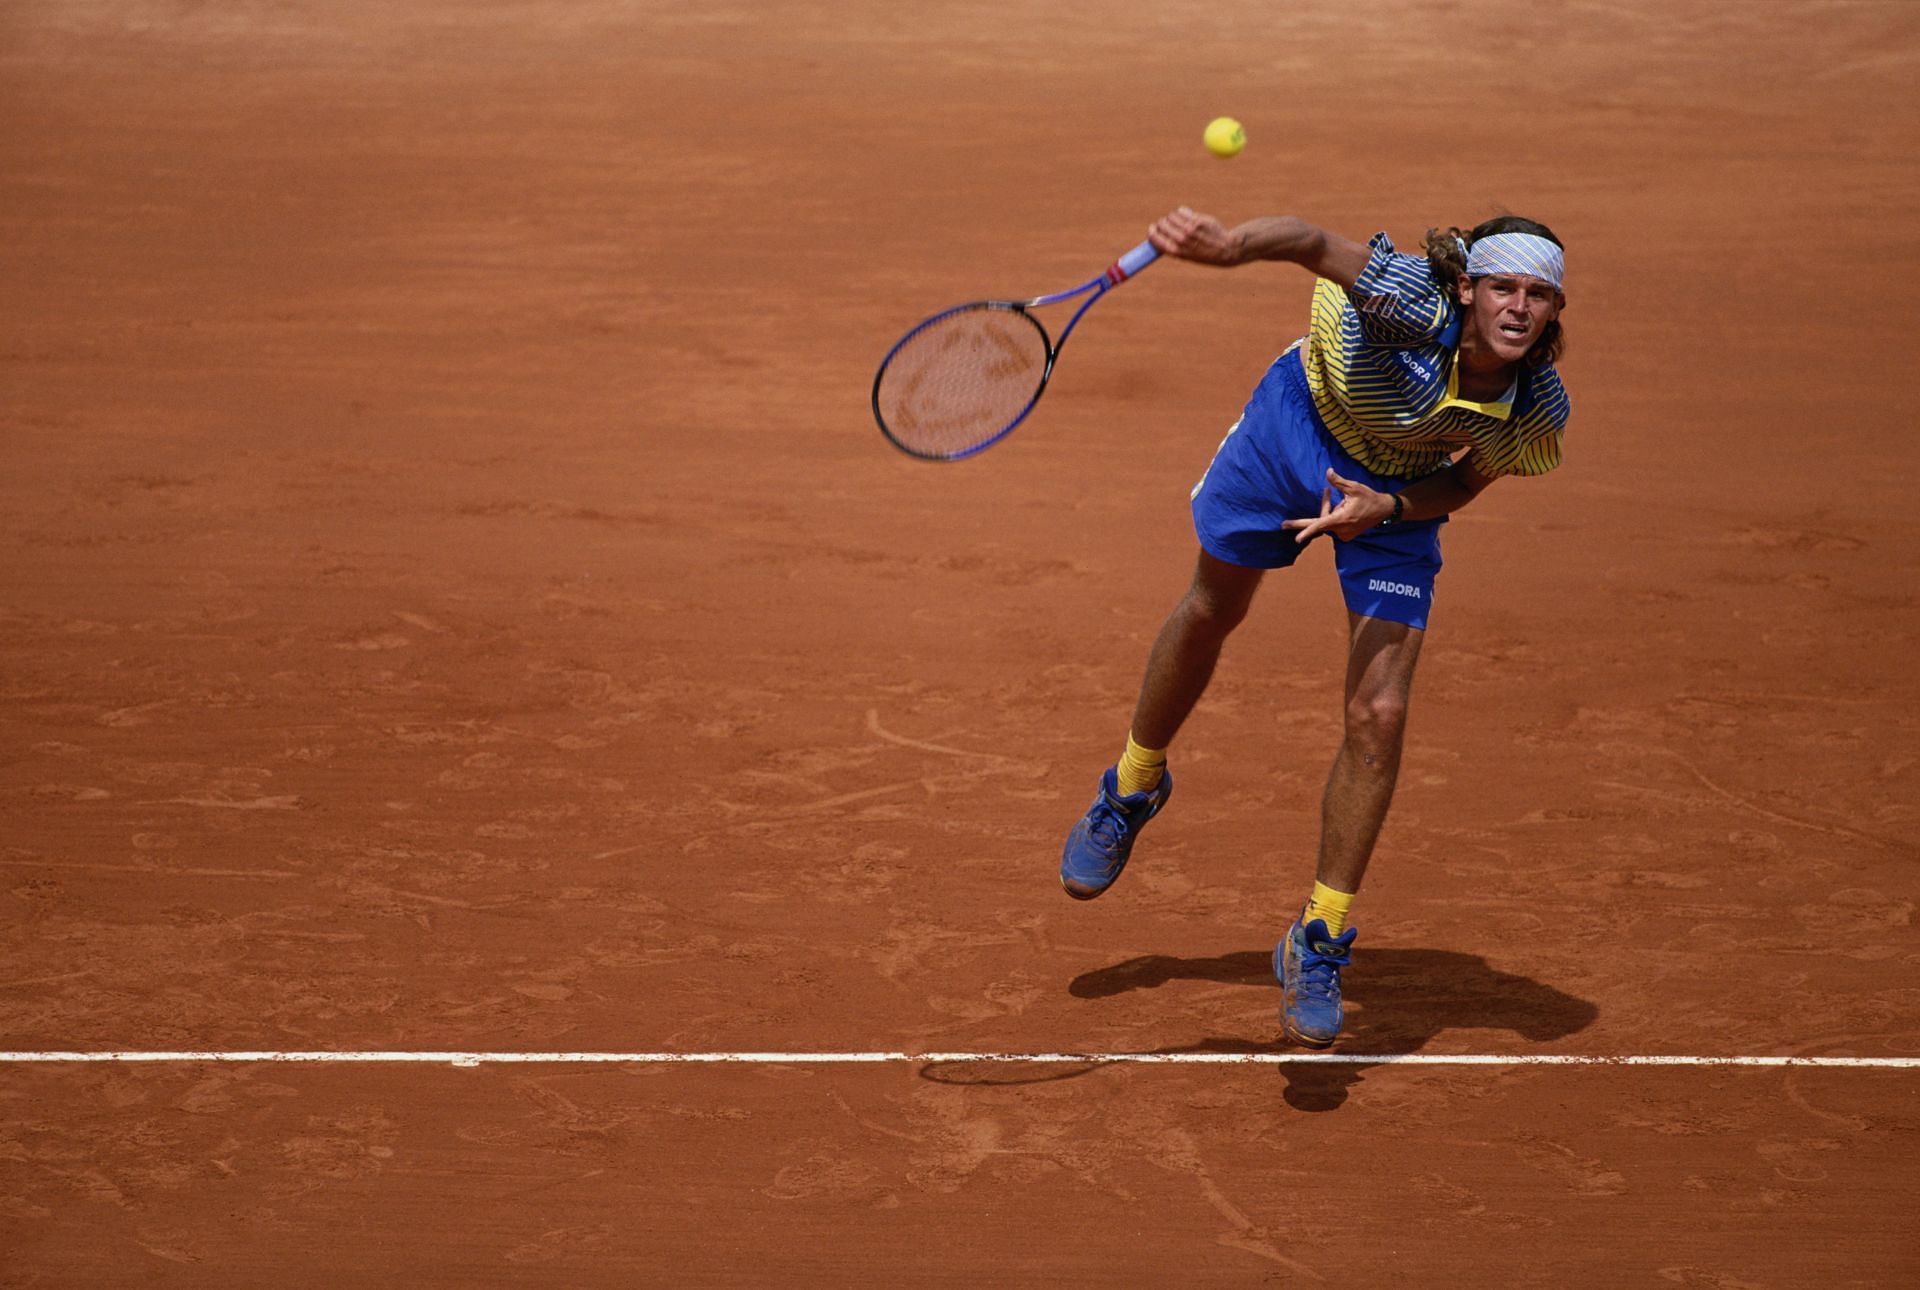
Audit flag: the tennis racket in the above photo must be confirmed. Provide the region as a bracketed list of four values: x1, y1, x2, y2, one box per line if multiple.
[872, 238, 1161, 461]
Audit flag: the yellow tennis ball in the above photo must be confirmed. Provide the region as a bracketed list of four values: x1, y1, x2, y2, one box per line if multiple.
[1203, 116, 1245, 158]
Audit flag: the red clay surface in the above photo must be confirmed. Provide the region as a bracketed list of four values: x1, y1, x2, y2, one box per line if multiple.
[4, 1, 1918, 1284]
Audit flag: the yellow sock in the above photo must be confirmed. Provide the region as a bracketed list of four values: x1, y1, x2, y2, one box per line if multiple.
[1304, 880, 1356, 936]
[1115, 733, 1166, 797]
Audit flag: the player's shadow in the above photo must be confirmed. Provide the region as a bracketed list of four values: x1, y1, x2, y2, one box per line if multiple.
[1069, 946, 1599, 1113]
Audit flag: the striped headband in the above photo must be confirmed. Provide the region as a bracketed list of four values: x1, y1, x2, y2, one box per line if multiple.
[1465, 233, 1564, 290]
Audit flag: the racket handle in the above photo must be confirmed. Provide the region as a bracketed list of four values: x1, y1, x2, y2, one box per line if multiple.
[1103, 239, 1161, 286]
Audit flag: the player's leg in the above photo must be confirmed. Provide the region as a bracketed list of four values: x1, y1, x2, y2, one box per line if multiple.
[1312, 497, 1442, 914]
[1128, 549, 1266, 751]
[1059, 550, 1263, 900]
[1279, 611, 1425, 1047]
[1062, 351, 1312, 902]
[1278, 474, 1440, 1043]
[1317, 611, 1425, 895]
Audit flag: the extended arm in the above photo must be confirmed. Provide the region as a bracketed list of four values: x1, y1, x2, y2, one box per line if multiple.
[1147, 207, 1371, 288]
[1282, 453, 1499, 544]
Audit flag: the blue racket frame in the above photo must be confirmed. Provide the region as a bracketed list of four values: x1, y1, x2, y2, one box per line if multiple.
[873, 238, 1161, 461]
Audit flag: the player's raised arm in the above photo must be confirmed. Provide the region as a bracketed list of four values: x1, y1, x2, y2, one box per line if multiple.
[1147, 207, 1370, 287]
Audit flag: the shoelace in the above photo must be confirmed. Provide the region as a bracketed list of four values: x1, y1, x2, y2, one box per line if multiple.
[1085, 799, 1129, 857]
[1293, 945, 1350, 1002]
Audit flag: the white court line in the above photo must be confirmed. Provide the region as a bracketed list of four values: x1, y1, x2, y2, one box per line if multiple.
[1, 1051, 1915, 1069]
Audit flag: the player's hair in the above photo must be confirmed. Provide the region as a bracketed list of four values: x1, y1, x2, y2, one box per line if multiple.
[1423, 216, 1566, 368]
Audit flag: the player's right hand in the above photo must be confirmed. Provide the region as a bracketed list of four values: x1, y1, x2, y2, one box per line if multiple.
[1148, 207, 1243, 267]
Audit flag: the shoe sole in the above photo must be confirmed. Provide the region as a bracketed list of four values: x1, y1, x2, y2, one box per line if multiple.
[1281, 1019, 1336, 1050]
[1060, 877, 1105, 901]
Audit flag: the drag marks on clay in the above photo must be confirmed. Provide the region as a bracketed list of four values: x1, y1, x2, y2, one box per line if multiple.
[869, 920, 1026, 988]
[762, 1147, 884, 1203]
[922, 970, 1047, 1029]
[852, 1076, 1164, 1212]
[504, 1224, 619, 1266]
[0, 1066, 343, 1229]
[508, 1077, 633, 1143]
[276, 1108, 401, 1192]
[1721, 525, 1866, 556]
[1413, 677, 1916, 1061]
[1640, 747, 1902, 851]
[148, 793, 305, 811]
[15, 741, 313, 831]
[651, 708, 1056, 905]
[1653, 1269, 1767, 1290]
[1143, 1124, 1321, 1277]
[0, 857, 299, 881]
[1405, 1170, 1557, 1233]
[1754, 1137, 1837, 1185]
[449, 497, 673, 532]
[95, 699, 178, 729]
[1790, 890, 1915, 943]
[862, 708, 1029, 766]
[747, 536, 1085, 592]
[1510, 1133, 1628, 1197]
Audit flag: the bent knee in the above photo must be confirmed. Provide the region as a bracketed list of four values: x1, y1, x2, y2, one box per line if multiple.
[1176, 587, 1251, 637]
[1343, 692, 1409, 752]
[1177, 554, 1263, 635]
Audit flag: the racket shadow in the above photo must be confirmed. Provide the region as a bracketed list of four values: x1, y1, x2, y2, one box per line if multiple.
[1070, 946, 1601, 1113]
[916, 1057, 1115, 1088]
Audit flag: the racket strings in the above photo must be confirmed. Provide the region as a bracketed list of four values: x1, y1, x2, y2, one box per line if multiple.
[874, 306, 1050, 459]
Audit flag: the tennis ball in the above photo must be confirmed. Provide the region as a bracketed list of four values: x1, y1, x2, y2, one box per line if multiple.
[1203, 116, 1245, 158]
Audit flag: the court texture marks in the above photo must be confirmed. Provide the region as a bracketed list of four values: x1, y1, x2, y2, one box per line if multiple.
[3, 0, 1916, 1284]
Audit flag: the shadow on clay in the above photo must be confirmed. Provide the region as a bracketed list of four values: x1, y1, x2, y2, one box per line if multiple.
[1069, 947, 1601, 1113]
[917, 1058, 1117, 1088]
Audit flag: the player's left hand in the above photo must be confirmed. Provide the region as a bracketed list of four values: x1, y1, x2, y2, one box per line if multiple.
[1282, 468, 1396, 543]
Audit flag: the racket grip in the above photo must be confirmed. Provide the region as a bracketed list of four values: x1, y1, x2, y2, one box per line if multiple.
[1103, 239, 1161, 286]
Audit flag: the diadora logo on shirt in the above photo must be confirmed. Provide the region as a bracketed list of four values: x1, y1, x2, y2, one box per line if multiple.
[1396, 351, 1439, 381]
[1368, 578, 1424, 599]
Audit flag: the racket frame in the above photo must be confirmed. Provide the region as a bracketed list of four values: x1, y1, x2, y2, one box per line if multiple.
[873, 239, 1160, 461]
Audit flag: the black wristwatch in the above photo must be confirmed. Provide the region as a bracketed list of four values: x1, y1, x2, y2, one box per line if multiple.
[1382, 493, 1405, 526]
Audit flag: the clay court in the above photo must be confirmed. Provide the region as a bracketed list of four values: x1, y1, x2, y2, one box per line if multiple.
[4, 0, 1918, 1283]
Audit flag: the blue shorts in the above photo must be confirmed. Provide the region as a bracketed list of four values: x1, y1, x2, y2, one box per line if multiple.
[1190, 347, 1444, 630]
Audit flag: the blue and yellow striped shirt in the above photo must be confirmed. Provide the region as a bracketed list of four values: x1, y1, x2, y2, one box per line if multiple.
[1299, 231, 1570, 479]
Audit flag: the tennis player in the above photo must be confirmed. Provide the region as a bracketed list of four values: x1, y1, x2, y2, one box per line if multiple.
[1059, 206, 1571, 1048]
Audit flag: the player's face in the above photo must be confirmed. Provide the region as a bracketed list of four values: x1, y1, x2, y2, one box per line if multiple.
[1456, 273, 1564, 365]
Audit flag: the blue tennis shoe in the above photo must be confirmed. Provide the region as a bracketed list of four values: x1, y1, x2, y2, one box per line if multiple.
[1275, 914, 1358, 1048]
[1059, 765, 1172, 900]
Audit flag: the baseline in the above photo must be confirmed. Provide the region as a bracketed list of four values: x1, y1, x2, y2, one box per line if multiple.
[2, 1051, 1915, 1069]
